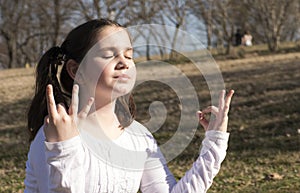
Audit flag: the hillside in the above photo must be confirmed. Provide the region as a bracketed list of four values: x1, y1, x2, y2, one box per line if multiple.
[0, 52, 299, 192]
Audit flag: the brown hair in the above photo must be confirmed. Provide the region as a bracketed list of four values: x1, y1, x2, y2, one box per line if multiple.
[27, 19, 135, 142]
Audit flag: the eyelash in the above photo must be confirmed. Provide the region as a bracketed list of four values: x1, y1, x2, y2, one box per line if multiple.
[102, 55, 132, 60]
[102, 56, 113, 59]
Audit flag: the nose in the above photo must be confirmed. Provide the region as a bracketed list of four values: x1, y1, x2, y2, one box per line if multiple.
[114, 55, 129, 70]
[115, 61, 129, 70]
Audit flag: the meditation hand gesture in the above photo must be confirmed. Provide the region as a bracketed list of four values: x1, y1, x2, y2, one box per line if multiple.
[44, 84, 94, 142]
[197, 90, 234, 132]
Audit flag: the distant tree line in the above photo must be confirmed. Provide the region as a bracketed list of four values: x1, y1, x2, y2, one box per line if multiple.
[0, 0, 299, 68]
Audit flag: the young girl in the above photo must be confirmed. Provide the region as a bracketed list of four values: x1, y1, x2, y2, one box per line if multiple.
[25, 19, 234, 193]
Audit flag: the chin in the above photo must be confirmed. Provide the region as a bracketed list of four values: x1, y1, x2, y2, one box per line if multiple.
[111, 85, 134, 99]
[112, 79, 135, 97]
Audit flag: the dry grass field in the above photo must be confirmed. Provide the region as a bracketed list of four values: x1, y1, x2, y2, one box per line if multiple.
[0, 50, 299, 192]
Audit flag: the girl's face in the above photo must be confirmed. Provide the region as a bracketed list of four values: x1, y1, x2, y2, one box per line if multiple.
[83, 26, 136, 102]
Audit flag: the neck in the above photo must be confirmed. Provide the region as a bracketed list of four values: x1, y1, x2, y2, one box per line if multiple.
[79, 87, 123, 139]
[92, 99, 123, 140]
[94, 99, 116, 120]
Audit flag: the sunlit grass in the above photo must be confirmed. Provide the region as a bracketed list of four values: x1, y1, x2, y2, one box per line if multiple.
[0, 50, 300, 192]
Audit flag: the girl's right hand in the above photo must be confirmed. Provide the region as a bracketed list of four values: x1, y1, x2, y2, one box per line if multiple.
[44, 84, 94, 142]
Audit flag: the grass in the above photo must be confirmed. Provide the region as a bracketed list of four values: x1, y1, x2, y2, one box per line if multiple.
[0, 49, 300, 192]
[0, 68, 34, 193]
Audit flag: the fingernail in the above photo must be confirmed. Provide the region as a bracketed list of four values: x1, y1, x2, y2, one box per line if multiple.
[89, 97, 94, 103]
[198, 112, 204, 120]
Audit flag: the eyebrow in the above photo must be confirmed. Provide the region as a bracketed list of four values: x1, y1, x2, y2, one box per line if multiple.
[99, 47, 133, 52]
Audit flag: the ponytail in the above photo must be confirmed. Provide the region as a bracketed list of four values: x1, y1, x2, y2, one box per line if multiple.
[27, 47, 70, 142]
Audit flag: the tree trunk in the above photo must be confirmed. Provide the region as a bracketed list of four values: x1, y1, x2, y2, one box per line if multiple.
[7, 38, 17, 68]
[53, 0, 60, 46]
[206, 14, 212, 50]
[226, 41, 232, 55]
[170, 23, 181, 60]
[270, 35, 280, 52]
[146, 42, 151, 60]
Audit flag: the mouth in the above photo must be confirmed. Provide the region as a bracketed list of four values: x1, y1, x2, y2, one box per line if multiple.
[113, 73, 131, 81]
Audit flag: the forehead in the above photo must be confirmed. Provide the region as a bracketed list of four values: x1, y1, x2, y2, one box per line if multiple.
[96, 26, 132, 49]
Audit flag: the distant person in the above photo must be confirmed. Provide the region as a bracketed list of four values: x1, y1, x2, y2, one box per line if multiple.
[24, 18, 235, 192]
[242, 30, 253, 46]
[234, 29, 242, 46]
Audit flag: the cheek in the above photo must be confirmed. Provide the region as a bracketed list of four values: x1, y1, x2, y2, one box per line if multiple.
[99, 62, 118, 86]
[129, 65, 136, 83]
[98, 67, 113, 83]
[87, 58, 113, 81]
[82, 57, 107, 80]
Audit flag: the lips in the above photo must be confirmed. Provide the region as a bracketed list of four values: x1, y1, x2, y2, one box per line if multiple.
[113, 73, 130, 80]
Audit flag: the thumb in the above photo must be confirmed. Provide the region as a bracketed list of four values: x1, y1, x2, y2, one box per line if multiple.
[197, 111, 209, 131]
[44, 115, 50, 125]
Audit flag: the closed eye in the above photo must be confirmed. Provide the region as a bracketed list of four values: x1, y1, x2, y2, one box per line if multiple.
[101, 55, 114, 59]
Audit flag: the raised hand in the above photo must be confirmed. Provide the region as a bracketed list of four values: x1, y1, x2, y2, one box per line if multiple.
[197, 90, 234, 132]
[44, 84, 94, 142]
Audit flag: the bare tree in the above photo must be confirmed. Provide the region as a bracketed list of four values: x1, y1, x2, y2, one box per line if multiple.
[0, 0, 30, 68]
[75, 0, 131, 24]
[34, 0, 77, 47]
[212, 0, 244, 54]
[190, 0, 247, 53]
[189, 0, 215, 50]
[126, 0, 166, 60]
[0, 0, 77, 68]
[2, 0, 297, 69]
[246, 0, 298, 51]
[158, 0, 188, 60]
[74, 0, 165, 60]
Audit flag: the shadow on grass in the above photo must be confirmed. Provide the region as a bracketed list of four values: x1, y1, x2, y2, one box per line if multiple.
[220, 59, 300, 153]
[134, 58, 300, 157]
[1, 56, 300, 192]
[0, 97, 31, 192]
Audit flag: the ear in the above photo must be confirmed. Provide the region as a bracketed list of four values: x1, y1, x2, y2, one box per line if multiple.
[66, 59, 79, 79]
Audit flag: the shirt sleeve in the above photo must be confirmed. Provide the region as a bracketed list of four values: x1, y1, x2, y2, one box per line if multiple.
[139, 146, 177, 193]
[140, 130, 229, 193]
[24, 126, 49, 193]
[45, 136, 86, 193]
[24, 145, 38, 193]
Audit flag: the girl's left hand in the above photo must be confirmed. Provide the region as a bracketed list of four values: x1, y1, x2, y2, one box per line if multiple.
[197, 90, 234, 132]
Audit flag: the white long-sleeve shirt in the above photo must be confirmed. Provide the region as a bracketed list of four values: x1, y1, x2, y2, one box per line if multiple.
[24, 120, 229, 193]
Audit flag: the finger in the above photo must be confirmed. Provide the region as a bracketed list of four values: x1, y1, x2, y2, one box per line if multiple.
[57, 103, 68, 115]
[197, 111, 209, 130]
[224, 89, 235, 114]
[78, 97, 94, 118]
[44, 116, 49, 125]
[43, 116, 50, 131]
[70, 84, 79, 116]
[218, 89, 226, 110]
[46, 84, 57, 119]
[202, 106, 219, 115]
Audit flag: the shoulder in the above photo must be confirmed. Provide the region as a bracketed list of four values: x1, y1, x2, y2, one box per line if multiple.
[127, 120, 154, 139]
[128, 120, 151, 132]
[25, 126, 49, 192]
[26, 125, 47, 171]
[29, 126, 46, 154]
[27, 126, 47, 166]
[123, 120, 157, 150]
